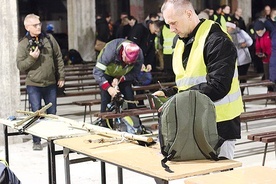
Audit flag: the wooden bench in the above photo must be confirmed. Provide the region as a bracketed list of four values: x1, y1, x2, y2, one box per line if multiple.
[20, 75, 95, 85]
[240, 80, 275, 95]
[72, 94, 151, 122]
[71, 82, 175, 122]
[238, 73, 263, 80]
[94, 107, 157, 119]
[242, 92, 276, 109]
[240, 108, 276, 131]
[73, 99, 102, 122]
[247, 131, 276, 166]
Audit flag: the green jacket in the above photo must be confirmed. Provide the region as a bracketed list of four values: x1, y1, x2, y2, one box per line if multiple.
[16, 33, 64, 87]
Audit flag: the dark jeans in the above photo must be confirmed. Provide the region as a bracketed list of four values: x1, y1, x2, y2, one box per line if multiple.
[100, 76, 135, 127]
[100, 81, 135, 113]
[238, 63, 250, 95]
[27, 84, 57, 143]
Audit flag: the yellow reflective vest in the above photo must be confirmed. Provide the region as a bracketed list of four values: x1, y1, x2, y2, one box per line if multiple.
[173, 19, 243, 122]
[162, 25, 175, 55]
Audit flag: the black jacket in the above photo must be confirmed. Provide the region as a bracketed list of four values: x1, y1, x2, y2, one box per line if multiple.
[127, 21, 156, 67]
[96, 18, 111, 43]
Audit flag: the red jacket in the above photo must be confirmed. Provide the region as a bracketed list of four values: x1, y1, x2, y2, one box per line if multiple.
[255, 31, 271, 63]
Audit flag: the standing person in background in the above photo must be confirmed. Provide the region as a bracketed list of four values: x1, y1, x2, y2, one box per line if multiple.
[264, 5, 271, 20]
[231, 8, 247, 31]
[216, 5, 232, 31]
[160, 23, 176, 78]
[128, 19, 163, 72]
[115, 16, 130, 39]
[226, 21, 253, 95]
[128, 19, 163, 106]
[254, 20, 273, 92]
[155, 0, 243, 161]
[113, 12, 129, 38]
[95, 12, 113, 55]
[16, 14, 65, 150]
[265, 8, 276, 87]
[93, 39, 143, 127]
[210, 5, 222, 21]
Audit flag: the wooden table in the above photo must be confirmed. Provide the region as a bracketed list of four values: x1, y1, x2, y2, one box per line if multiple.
[0, 117, 90, 184]
[54, 134, 242, 184]
[184, 166, 276, 184]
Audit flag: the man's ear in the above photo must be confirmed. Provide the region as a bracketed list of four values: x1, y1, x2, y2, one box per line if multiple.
[25, 25, 30, 32]
[185, 9, 193, 19]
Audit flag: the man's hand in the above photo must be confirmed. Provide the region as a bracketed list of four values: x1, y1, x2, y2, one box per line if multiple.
[152, 90, 165, 97]
[107, 86, 119, 98]
[57, 80, 65, 88]
[146, 64, 152, 72]
[29, 46, 40, 59]
[112, 78, 119, 87]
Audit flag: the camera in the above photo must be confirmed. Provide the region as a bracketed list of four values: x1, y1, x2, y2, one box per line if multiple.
[28, 38, 43, 52]
[107, 92, 125, 113]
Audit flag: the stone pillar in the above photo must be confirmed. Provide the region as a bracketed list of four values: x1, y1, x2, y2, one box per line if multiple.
[0, 0, 21, 145]
[130, 0, 144, 23]
[237, 0, 251, 25]
[67, 0, 96, 61]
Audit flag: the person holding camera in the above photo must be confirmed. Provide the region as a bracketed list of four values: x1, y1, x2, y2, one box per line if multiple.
[254, 20, 273, 92]
[93, 38, 143, 127]
[16, 14, 65, 151]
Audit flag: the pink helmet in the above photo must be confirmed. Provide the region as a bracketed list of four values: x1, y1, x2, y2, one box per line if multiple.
[122, 42, 140, 64]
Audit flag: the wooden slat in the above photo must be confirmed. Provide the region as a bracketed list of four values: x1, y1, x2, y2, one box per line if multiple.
[240, 108, 276, 122]
[242, 92, 276, 102]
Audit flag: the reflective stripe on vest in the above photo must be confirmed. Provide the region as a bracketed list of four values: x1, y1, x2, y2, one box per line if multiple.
[162, 26, 175, 55]
[173, 19, 243, 122]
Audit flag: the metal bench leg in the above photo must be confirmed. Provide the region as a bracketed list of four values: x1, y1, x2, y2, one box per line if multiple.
[24, 92, 27, 111]
[262, 143, 268, 166]
[89, 105, 92, 123]
[245, 122, 248, 132]
[83, 105, 87, 122]
[274, 142, 276, 164]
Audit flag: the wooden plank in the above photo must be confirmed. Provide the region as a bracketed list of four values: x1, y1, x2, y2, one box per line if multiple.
[247, 131, 276, 141]
[240, 108, 276, 122]
[242, 92, 276, 102]
[253, 132, 276, 141]
[184, 166, 276, 184]
[239, 80, 275, 88]
[262, 136, 276, 143]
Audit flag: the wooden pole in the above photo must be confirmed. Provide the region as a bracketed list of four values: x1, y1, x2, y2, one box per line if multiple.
[15, 110, 155, 143]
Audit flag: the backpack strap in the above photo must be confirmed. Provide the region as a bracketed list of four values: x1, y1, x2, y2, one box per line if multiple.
[192, 91, 220, 161]
[46, 33, 59, 81]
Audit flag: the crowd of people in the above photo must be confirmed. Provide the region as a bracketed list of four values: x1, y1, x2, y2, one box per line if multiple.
[197, 4, 276, 94]
[10, 2, 276, 184]
[16, 1, 276, 158]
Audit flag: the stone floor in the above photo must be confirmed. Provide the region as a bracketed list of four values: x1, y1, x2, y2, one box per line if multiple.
[1, 79, 276, 184]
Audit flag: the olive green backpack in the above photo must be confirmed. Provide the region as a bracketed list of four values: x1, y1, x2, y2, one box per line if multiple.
[159, 90, 224, 172]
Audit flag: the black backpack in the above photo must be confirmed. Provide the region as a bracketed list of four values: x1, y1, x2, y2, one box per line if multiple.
[0, 160, 21, 184]
[67, 49, 84, 64]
